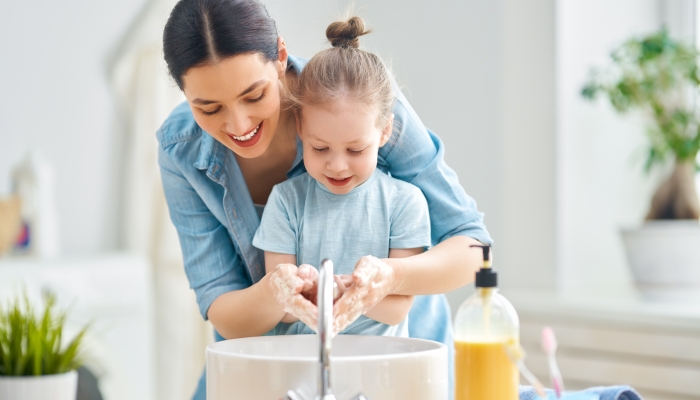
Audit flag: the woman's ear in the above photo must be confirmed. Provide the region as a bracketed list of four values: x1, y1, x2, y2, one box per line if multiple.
[276, 37, 288, 79]
[379, 114, 395, 147]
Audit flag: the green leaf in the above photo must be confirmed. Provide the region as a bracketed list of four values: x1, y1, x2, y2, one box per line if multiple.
[581, 28, 700, 174]
[0, 290, 88, 376]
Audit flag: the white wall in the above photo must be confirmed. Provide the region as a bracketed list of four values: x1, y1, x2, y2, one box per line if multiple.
[1, 0, 560, 309]
[0, 0, 147, 254]
[557, 0, 667, 291]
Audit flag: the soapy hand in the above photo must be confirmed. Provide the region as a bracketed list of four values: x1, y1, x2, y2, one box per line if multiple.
[331, 255, 396, 335]
[268, 263, 319, 330]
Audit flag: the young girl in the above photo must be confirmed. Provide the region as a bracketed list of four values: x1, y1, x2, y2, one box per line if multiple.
[252, 17, 431, 337]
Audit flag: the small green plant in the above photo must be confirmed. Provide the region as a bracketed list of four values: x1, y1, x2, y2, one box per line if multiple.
[582, 29, 700, 220]
[0, 292, 88, 376]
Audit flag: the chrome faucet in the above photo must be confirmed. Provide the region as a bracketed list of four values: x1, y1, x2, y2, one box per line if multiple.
[317, 258, 335, 399]
[282, 259, 368, 400]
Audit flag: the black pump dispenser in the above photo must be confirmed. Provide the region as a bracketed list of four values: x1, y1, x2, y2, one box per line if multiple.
[471, 244, 497, 288]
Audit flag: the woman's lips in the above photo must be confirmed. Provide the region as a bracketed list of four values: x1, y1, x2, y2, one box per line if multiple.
[325, 176, 352, 186]
[228, 122, 263, 148]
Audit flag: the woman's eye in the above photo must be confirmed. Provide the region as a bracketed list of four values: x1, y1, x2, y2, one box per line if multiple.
[312, 147, 328, 153]
[247, 91, 266, 103]
[201, 106, 222, 116]
[348, 148, 365, 155]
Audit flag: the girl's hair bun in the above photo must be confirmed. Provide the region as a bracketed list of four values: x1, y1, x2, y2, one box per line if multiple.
[326, 16, 371, 49]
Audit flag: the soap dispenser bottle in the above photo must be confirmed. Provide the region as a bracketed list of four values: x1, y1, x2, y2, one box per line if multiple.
[453, 245, 519, 400]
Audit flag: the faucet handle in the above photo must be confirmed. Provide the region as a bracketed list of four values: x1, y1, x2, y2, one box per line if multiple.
[348, 394, 369, 400]
[282, 390, 306, 400]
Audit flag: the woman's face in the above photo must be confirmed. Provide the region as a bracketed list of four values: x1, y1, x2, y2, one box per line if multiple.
[181, 48, 287, 159]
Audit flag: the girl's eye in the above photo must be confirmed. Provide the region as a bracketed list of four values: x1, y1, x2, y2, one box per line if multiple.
[312, 147, 328, 153]
[348, 148, 365, 155]
[247, 91, 266, 103]
[201, 106, 222, 116]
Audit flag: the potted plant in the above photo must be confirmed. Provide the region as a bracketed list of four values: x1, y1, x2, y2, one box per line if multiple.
[582, 29, 700, 293]
[0, 292, 88, 399]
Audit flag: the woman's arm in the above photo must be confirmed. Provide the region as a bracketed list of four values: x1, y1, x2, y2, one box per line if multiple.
[158, 140, 290, 339]
[210, 255, 322, 337]
[389, 235, 485, 295]
[207, 275, 286, 339]
[377, 88, 492, 294]
[361, 248, 418, 325]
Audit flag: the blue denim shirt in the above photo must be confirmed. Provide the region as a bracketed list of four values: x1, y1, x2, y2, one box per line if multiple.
[157, 55, 492, 399]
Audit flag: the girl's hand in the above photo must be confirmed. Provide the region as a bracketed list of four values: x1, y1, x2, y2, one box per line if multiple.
[268, 263, 319, 330]
[331, 255, 398, 334]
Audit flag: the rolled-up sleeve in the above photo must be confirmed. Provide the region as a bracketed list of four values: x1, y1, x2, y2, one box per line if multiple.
[158, 143, 252, 320]
[380, 91, 493, 246]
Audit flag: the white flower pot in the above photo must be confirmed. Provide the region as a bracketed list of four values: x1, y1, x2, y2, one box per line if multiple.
[0, 370, 78, 400]
[621, 220, 700, 298]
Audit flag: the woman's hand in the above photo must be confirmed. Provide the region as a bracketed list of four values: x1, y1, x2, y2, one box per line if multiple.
[268, 263, 319, 330]
[331, 255, 398, 334]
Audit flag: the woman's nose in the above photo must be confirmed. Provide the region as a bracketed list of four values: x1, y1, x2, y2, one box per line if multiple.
[224, 111, 250, 135]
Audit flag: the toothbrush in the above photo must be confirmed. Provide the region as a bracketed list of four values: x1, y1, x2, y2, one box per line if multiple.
[542, 327, 564, 398]
[504, 340, 546, 398]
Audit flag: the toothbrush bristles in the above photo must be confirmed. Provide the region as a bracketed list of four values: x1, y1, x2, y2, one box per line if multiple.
[542, 326, 557, 352]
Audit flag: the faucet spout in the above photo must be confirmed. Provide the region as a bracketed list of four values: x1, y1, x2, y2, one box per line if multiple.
[317, 259, 336, 400]
[282, 260, 368, 400]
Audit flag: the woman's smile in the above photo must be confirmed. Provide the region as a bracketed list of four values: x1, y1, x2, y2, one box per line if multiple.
[227, 122, 263, 148]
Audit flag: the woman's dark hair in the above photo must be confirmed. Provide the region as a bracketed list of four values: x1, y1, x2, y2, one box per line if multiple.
[163, 0, 278, 89]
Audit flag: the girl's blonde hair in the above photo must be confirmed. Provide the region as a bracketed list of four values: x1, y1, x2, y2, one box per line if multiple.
[291, 16, 395, 128]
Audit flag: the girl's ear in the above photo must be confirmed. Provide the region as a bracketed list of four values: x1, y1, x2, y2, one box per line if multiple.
[276, 37, 288, 79]
[379, 114, 395, 147]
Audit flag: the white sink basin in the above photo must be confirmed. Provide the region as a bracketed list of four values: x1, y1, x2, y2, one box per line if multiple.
[206, 335, 447, 400]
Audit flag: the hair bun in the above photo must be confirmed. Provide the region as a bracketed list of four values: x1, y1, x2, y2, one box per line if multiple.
[326, 16, 370, 49]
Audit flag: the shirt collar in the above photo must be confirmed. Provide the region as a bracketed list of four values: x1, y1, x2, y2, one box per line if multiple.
[193, 131, 225, 182]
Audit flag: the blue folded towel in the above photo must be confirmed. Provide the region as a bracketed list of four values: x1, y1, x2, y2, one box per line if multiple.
[519, 385, 642, 400]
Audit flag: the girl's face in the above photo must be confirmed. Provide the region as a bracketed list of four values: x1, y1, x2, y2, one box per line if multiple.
[181, 44, 288, 159]
[297, 100, 393, 195]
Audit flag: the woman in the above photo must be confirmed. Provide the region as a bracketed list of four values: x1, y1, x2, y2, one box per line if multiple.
[158, 0, 492, 398]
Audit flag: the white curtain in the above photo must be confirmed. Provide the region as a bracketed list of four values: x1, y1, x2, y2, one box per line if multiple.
[109, 1, 213, 399]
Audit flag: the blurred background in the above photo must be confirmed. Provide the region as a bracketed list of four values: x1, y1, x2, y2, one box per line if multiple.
[1, 0, 699, 399]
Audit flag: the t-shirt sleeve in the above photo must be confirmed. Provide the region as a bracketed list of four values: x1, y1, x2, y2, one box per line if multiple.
[252, 185, 297, 255]
[389, 184, 432, 250]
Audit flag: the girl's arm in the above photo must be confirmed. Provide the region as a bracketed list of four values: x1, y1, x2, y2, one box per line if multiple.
[264, 252, 302, 324]
[361, 248, 418, 326]
[332, 234, 485, 334]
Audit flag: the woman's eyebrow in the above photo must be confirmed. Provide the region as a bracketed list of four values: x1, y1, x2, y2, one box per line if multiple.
[237, 79, 266, 97]
[192, 98, 218, 105]
[191, 79, 266, 105]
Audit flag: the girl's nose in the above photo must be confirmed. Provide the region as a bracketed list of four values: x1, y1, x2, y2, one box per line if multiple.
[327, 154, 348, 172]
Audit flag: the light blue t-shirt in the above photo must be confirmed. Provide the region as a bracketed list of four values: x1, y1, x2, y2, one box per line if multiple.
[252, 169, 431, 337]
